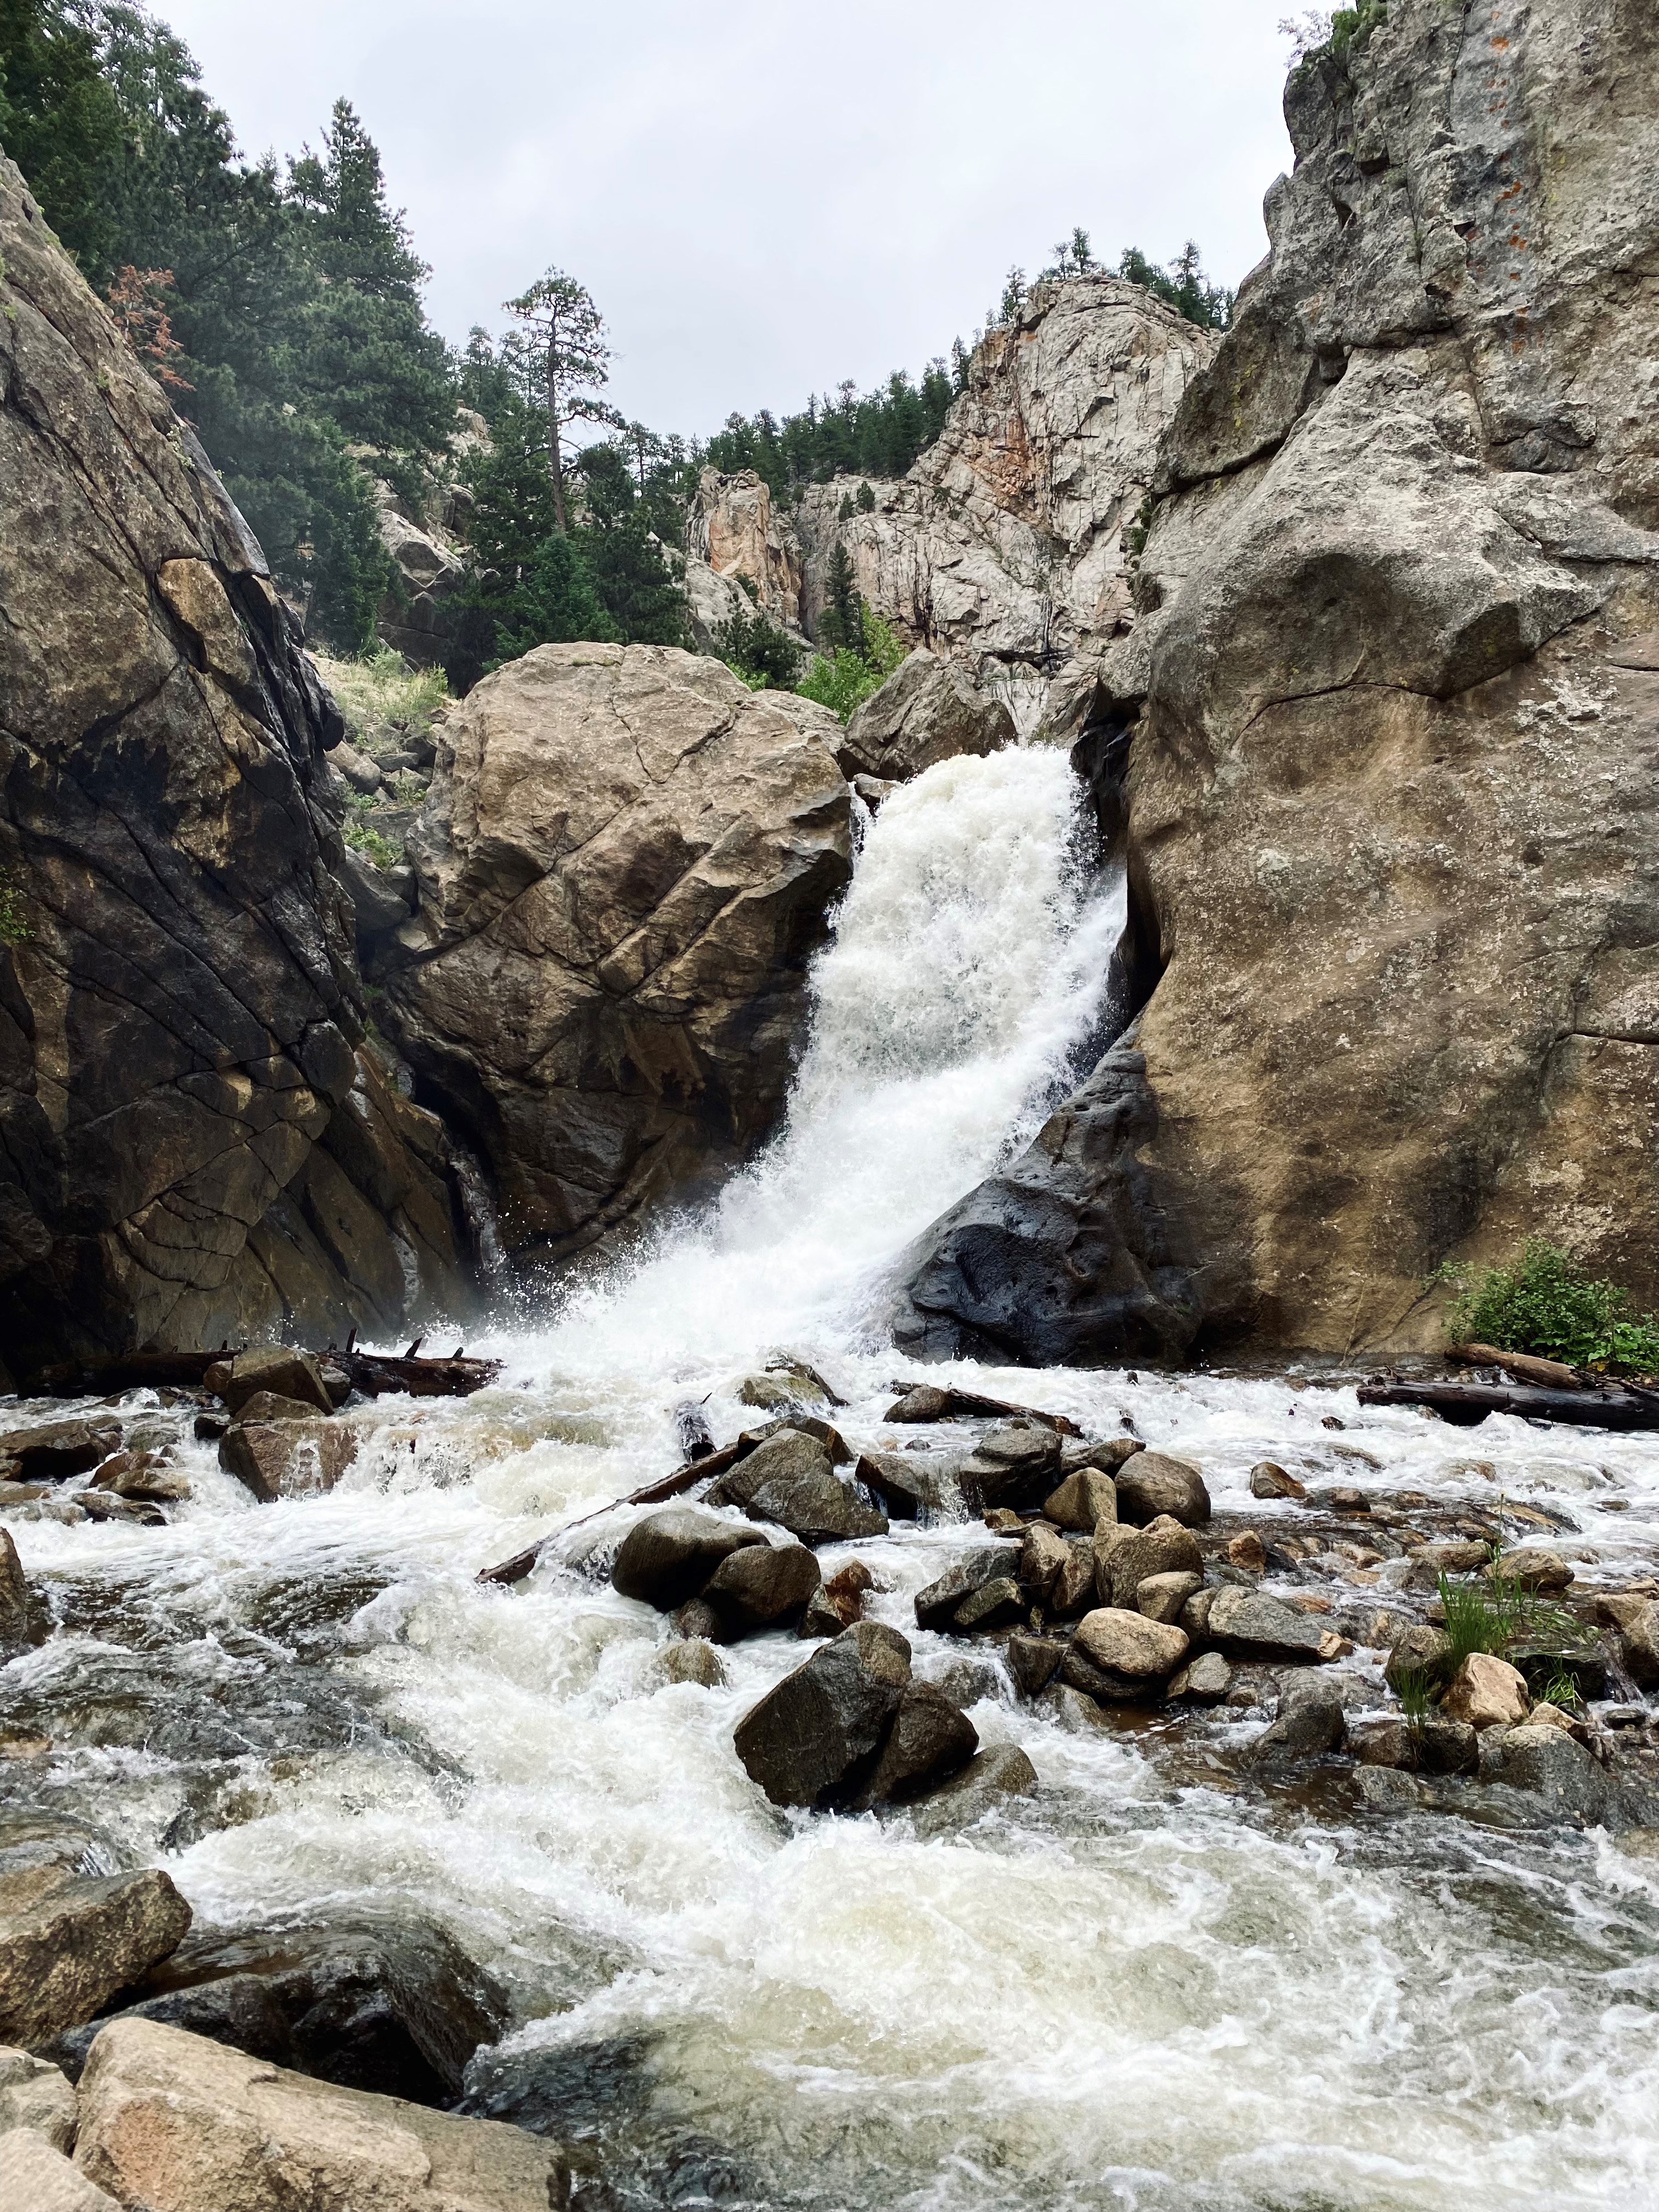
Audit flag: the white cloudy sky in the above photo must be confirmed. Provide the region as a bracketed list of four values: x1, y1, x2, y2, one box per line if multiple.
[159, 0, 1299, 441]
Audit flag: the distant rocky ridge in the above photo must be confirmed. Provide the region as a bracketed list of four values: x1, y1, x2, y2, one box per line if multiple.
[898, 0, 1659, 1364]
[690, 279, 1218, 727]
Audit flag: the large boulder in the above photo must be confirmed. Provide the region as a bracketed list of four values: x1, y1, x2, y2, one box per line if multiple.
[0, 1866, 190, 2044]
[732, 1621, 911, 1808]
[701, 1540, 822, 1638]
[610, 1507, 765, 1612]
[73, 2017, 568, 2212]
[850, 1683, 978, 1809]
[0, 2130, 117, 2210]
[0, 153, 475, 1376]
[896, 0, 1659, 1362]
[385, 645, 852, 1273]
[836, 650, 1014, 783]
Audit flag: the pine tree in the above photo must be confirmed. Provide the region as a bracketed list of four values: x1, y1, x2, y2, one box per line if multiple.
[820, 540, 865, 658]
[503, 267, 614, 533]
[578, 443, 686, 647]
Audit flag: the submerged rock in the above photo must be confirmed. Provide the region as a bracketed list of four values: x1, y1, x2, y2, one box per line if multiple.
[851, 1684, 978, 1809]
[1249, 1674, 1347, 1764]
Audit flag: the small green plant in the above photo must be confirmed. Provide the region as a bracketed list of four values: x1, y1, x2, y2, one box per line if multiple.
[1284, 3, 1388, 75]
[1442, 1238, 1659, 1376]
[1126, 492, 1156, 560]
[796, 613, 907, 725]
[314, 646, 448, 757]
[1438, 1554, 1596, 1672]
[0, 868, 29, 946]
[1536, 1668, 1581, 1712]
[714, 601, 802, 691]
[342, 798, 402, 870]
[1393, 1665, 1432, 1727]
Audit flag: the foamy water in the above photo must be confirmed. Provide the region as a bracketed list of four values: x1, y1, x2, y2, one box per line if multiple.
[7, 747, 1659, 2210]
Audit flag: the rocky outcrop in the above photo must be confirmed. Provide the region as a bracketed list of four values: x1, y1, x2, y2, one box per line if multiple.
[384, 644, 851, 1273]
[373, 488, 466, 668]
[900, 0, 1659, 1361]
[0, 153, 476, 1380]
[691, 283, 1216, 729]
[687, 467, 803, 630]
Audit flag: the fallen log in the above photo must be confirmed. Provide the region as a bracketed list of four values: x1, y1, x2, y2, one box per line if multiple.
[1448, 1342, 1587, 1391]
[883, 1381, 1082, 1436]
[476, 1440, 749, 1585]
[1357, 1378, 1659, 1432]
[338, 1351, 501, 1398]
[34, 1352, 221, 1396]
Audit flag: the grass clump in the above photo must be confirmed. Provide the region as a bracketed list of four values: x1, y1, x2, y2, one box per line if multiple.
[1442, 1237, 1659, 1376]
[316, 646, 448, 756]
[1437, 1554, 1594, 1672]
[1393, 1665, 1432, 1728]
[342, 797, 402, 870]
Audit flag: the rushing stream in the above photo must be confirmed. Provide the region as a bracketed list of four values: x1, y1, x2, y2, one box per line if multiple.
[7, 747, 1659, 2210]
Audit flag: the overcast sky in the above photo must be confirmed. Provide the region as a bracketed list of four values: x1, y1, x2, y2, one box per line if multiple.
[159, 0, 1299, 442]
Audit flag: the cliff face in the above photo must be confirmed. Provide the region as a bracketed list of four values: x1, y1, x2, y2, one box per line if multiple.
[0, 155, 470, 1379]
[898, 0, 1659, 1364]
[695, 279, 1217, 728]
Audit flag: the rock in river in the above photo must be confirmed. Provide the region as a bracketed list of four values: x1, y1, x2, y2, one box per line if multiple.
[733, 1621, 911, 1809]
[1113, 1452, 1211, 1530]
[1206, 1585, 1336, 1665]
[707, 1427, 887, 1544]
[701, 1540, 822, 1639]
[611, 1507, 765, 1612]
[1073, 1607, 1189, 1683]
[0, 1866, 190, 2044]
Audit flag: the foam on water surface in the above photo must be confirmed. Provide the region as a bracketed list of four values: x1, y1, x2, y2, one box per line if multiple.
[7, 747, 1659, 2209]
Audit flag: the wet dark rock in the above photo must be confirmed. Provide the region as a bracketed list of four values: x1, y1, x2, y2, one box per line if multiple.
[853, 1684, 978, 1809]
[701, 1541, 821, 1640]
[0, 1534, 33, 1653]
[952, 1577, 1025, 1634]
[0, 1421, 119, 1483]
[90, 1451, 190, 1504]
[1417, 1716, 1479, 1776]
[854, 1449, 944, 1520]
[1509, 1643, 1609, 1701]
[611, 1508, 765, 1611]
[205, 1348, 334, 1418]
[732, 1621, 912, 1809]
[1249, 1674, 1346, 1764]
[670, 1598, 723, 1643]
[1049, 1541, 1099, 1620]
[1114, 1453, 1211, 1530]
[1497, 1724, 1613, 1826]
[219, 1418, 358, 1503]
[193, 1412, 230, 1442]
[1351, 1717, 1414, 1768]
[0, 1866, 190, 2043]
[823, 1560, 874, 1621]
[77, 1492, 165, 1526]
[1060, 1646, 1148, 1702]
[706, 1429, 887, 1544]
[910, 1745, 1039, 1837]
[1312, 1487, 1372, 1516]
[1496, 1547, 1573, 1595]
[1007, 1635, 1065, 1700]
[232, 1390, 330, 1425]
[43, 1917, 506, 2108]
[914, 1549, 1014, 1632]
[881, 1386, 957, 1423]
[932, 1656, 1005, 1709]
[1207, 1585, 1333, 1663]
[957, 1420, 1065, 1513]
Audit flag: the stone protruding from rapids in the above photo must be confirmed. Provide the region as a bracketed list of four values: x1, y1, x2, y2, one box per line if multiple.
[611, 1508, 766, 1612]
[706, 1428, 887, 1544]
[0, 1420, 120, 1483]
[385, 644, 853, 1274]
[1073, 1608, 1189, 1684]
[958, 1420, 1064, 1513]
[851, 1683, 979, 1809]
[0, 1867, 190, 2044]
[1049, 1541, 1100, 1621]
[1249, 1674, 1347, 1764]
[1114, 1453, 1210, 1530]
[1250, 1463, 1306, 1502]
[0, 2129, 119, 2211]
[74, 2017, 569, 2212]
[854, 1448, 944, 1520]
[1169, 1651, 1233, 1704]
[1042, 1468, 1118, 1533]
[1619, 1603, 1659, 1690]
[1007, 1634, 1066, 1700]
[47, 1917, 507, 2110]
[218, 1419, 357, 1504]
[1385, 1624, 1454, 1692]
[913, 1549, 1014, 1632]
[1017, 1521, 1071, 1605]
[701, 1541, 822, 1639]
[0, 2045, 76, 2149]
[1441, 1654, 1531, 1731]
[0, 1533, 31, 1653]
[205, 1346, 335, 1417]
[909, 1744, 1039, 1838]
[1497, 1726, 1612, 1828]
[836, 650, 1015, 783]
[1494, 1549, 1574, 1596]
[896, 0, 1659, 1363]
[1206, 1586, 1333, 1666]
[733, 1621, 912, 1809]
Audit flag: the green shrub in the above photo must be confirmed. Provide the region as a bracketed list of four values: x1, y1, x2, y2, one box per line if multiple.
[714, 601, 802, 690]
[1442, 1238, 1659, 1375]
[795, 611, 907, 725]
[342, 796, 402, 869]
[1290, 2, 1388, 74]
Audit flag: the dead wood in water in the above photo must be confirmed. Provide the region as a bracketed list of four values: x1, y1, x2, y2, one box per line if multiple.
[335, 1351, 501, 1397]
[34, 1346, 501, 1401]
[883, 1381, 1082, 1435]
[1358, 1376, 1659, 1431]
[1447, 1342, 1588, 1391]
[36, 1352, 221, 1395]
[476, 1441, 749, 1585]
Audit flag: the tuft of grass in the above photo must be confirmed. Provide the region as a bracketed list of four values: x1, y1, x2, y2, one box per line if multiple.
[1393, 1665, 1432, 1727]
[1438, 1554, 1596, 1673]
[0, 867, 28, 947]
[342, 798, 402, 870]
[315, 646, 448, 758]
[1536, 1668, 1581, 1712]
[1441, 1237, 1659, 1376]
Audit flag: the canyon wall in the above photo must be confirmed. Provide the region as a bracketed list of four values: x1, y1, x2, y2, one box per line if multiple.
[899, 0, 1659, 1364]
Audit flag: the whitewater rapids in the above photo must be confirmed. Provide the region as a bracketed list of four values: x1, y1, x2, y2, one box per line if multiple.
[7, 746, 1659, 2210]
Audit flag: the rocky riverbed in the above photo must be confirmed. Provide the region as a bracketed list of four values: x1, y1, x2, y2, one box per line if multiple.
[4, 1344, 1659, 2210]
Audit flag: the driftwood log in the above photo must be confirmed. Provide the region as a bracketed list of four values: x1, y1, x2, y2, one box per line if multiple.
[337, 1350, 501, 1398]
[36, 1346, 501, 1401]
[1358, 1376, 1659, 1431]
[1447, 1342, 1588, 1390]
[883, 1381, 1083, 1435]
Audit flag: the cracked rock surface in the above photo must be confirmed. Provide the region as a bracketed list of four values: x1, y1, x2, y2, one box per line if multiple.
[899, 0, 1659, 1363]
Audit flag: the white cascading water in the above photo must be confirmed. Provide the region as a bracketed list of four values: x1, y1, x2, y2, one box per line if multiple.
[10, 747, 1659, 2210]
